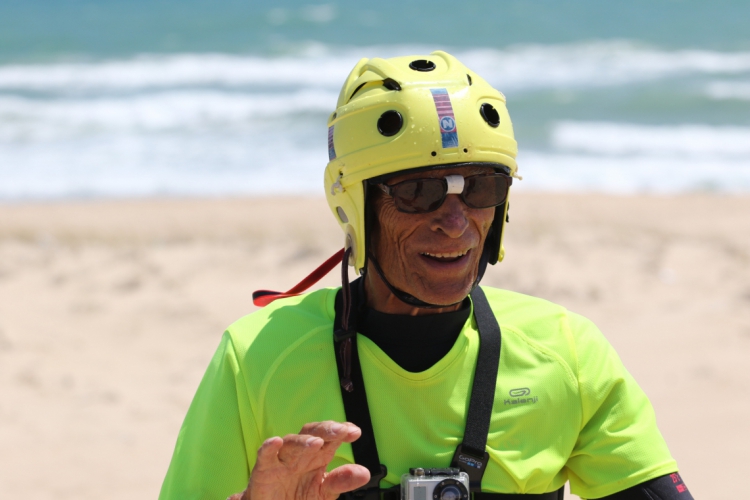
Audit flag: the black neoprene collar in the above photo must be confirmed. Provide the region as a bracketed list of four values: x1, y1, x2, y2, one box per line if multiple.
[358, 298, 471, 372]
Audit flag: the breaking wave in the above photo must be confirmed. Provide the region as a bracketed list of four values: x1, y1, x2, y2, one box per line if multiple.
[2, 41, 750, 199]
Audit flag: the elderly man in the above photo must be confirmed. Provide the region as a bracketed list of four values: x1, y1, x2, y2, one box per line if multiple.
[160, 52, 692, 500]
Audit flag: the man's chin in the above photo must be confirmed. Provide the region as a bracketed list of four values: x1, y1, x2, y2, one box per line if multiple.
[402, 258, 479, 306]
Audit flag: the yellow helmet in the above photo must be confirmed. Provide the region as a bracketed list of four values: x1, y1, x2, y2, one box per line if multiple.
[324, 50, 518, 274]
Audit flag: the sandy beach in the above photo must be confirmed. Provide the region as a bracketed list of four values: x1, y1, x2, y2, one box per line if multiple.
[0, 193, 748, 499]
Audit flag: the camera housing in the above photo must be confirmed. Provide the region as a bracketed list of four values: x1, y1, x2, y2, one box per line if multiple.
[401, 468, 470, 500]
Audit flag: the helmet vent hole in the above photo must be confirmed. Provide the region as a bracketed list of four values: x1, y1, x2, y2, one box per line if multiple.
[349, 82, 368, 101]
[467, 74, 473, 85]
[431, 151, 437, 157]
[463, 148, 468, 153]
[382, 78, 402, 91]
[480, 103, 500, 128]
[409, 59, 436, 72]
[377, 110, 403, 137]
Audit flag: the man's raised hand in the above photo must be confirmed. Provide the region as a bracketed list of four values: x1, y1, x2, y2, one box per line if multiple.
[228, 421, 370, 500]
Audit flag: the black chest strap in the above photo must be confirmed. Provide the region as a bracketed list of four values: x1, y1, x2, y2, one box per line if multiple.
[333, 280, 386, 496]
[333, 285, 563, 500]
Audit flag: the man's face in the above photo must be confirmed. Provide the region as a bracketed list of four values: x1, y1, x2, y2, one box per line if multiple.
[370, 166, 496, 306]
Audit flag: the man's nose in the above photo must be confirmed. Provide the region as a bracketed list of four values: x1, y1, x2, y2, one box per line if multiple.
[431, 194, 469, 238]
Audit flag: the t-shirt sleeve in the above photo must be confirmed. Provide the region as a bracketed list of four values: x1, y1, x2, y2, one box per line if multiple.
[159, 331, 259, 500]
[563, 313, 678, 499]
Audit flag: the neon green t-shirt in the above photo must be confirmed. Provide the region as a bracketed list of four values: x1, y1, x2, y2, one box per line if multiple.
[159, 286, 677, 500]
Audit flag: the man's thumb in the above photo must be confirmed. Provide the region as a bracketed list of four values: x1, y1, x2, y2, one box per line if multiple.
[322, 464, 371, 499]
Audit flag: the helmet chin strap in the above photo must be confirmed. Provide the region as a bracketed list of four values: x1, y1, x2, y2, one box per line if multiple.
[365, 246, 490, 309]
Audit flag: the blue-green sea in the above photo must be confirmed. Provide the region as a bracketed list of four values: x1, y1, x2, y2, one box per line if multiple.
[2, 0, 750, 199]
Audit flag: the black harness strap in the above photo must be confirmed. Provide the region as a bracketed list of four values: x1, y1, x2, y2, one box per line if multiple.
[333, 285, 563, 500]
[334, 282, 388, 500]
[451, 287, 499, 491]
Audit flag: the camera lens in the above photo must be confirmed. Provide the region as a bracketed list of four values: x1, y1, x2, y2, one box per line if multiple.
[432, 478, 468, 500]
[439, 486, 461, 500]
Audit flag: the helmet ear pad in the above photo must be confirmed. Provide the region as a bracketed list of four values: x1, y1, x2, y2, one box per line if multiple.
[486, 202, 507, 266]
[363, 181, 379, 274]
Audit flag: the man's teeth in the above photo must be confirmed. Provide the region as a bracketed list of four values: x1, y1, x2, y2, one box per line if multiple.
[421, 250, 468, 258]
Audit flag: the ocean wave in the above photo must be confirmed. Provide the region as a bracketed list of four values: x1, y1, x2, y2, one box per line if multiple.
[0, 133, 327, 200]
[2, 42, 750, 199]
[2, 42, 750, 93]
[705, 80, 750, 100]
[516, 151, 750, 193]
[460, 43, 750, 91]
[0, 90, 337, 141]
[4, 140, 748, 200]
[551, 121, 750, 156]
[0, 53, 356, 92]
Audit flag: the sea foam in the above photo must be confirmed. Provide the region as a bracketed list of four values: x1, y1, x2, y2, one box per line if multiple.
[2, 42, 750, 93]
[552, 122, 750, 157]
[0, 90, 338, 142]
[705, 80, 750, 100]
[517, 152, 750, 193]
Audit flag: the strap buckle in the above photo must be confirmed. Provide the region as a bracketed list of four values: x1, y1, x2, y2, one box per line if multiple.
[451, 444, 490, 493]
[334, 327, 357, 342]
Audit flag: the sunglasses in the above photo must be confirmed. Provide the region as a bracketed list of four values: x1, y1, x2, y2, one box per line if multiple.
[377, 173, 512, 214]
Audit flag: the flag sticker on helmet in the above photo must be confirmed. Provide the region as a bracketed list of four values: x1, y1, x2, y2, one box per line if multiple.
[328, 125, 337, 160]
[430, 88, 459, 149]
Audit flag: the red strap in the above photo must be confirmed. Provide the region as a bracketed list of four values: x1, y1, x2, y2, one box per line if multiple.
[252, 248, 345, 307]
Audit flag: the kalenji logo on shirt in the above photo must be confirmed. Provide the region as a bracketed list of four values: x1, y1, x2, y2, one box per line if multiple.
[504, 387, 538, 405]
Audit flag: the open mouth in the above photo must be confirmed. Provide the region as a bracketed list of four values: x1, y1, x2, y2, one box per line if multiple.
[420, 249, 470, 263]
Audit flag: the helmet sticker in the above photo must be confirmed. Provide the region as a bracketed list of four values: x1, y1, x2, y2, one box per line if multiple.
[430, 88, 459, 149]
[328, 125, 337, 160]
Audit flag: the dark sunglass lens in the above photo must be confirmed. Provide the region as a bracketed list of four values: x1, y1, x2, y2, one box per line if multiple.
[391, 178, 446, 213]
[464, 175, 511, 208]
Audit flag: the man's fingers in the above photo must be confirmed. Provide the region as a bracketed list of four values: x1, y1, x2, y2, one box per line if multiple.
[293, 421, 362, 469]
[276, 434, 325, 465]
[253, 424, 363, 483]
[300, 421, 362, 443]
[255, 435, 324, 472]
[322, 464, 371, 499]
[254, 436, 284, 470]
[340, 424, 362, 443]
